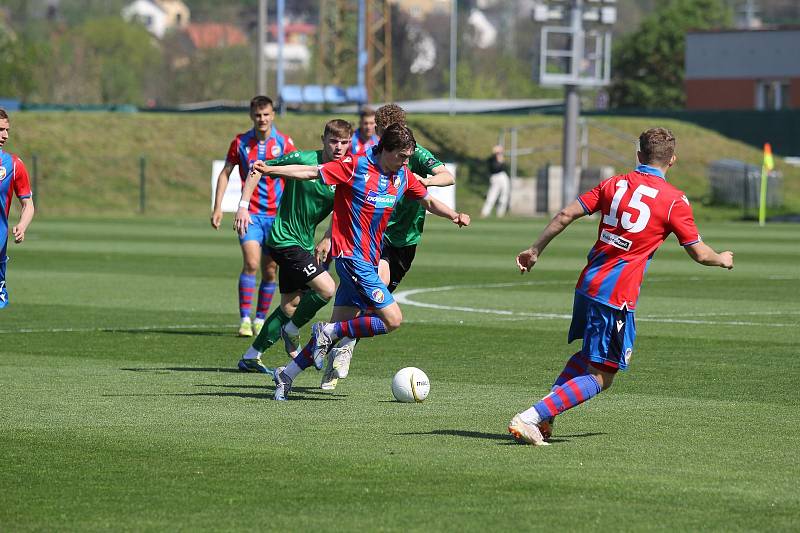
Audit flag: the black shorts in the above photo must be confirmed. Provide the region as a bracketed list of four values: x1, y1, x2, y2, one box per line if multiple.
[267, 245, 325, 294]
[380, 243, 417, 293]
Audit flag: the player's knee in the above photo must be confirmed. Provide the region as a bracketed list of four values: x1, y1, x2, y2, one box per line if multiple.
[383, 312, 403, 332]
[318, 284, 335, 301]
[242, 262, 259, 275]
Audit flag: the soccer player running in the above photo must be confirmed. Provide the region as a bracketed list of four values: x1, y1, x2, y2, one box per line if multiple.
[320, 103, 456, 390]
[211, 96, 297, 337]
[350, 107, 379, 155]
[233, 119, 353, 374]
[252, 123, 470, 401]
[0, 109, 35, 308]
[508, 127, 734, 445]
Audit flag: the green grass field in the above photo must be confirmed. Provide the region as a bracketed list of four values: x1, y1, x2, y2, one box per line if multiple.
[1, 216, 798, 531]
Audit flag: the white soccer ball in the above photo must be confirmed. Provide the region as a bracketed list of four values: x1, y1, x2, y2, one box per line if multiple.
[391, 367, 430, 403]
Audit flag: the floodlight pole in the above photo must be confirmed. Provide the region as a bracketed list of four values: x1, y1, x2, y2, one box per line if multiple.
[357, 0, 366, 106]
[449, 0, 457, 116]
[257, 0, 267, 96]
[276, 0, 285, 115]
[561, 0, 584, 208]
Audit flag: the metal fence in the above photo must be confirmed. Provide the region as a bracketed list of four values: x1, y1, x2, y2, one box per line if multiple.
[708, 159, 782, 215]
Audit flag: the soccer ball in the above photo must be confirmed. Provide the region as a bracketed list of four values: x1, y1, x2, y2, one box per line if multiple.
[391, 367, 430, 403]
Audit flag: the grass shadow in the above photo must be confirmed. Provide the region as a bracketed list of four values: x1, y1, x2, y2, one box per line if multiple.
[122, 367, 241, 373]
[394, 429, 607, 444]
[102, 390, 341, 401]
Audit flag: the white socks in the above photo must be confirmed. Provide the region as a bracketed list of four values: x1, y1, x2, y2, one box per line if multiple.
[283, 321, 299, 336]
[243, 346, 261, 360]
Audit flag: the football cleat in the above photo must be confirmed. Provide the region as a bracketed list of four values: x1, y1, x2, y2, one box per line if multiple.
[331, 342, 354, 379]
[280, 324, 301, 359]
[508, 414, 550, 446]
[237, 357, 272, 375]
[272, 366, 292, 401]
[253, 319, 265, 337]
[309, 322, 333, 370]
[320, 349, 338, 389]
[539, 417, 554, 442]
[238, 318, 253, 337]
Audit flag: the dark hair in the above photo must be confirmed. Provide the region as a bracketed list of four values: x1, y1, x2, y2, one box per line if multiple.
[249, 95, 274, 113]
[324, 119, 353, 139]
[0, 108, 8, 120]
[638, 128, 676, 166]
[359, 106, 376, 119]
[376, 123, 416, 154]
[375, 103, 406, 131]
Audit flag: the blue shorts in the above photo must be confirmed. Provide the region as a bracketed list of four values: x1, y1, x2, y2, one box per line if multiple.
[0, 254, 8, 309]
[334, 257, 395, 311]
[568, 291, 636, 371]
[239, 214, 275, 247]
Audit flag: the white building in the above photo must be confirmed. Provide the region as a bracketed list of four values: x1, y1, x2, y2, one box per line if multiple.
[122, 0, 190, 39]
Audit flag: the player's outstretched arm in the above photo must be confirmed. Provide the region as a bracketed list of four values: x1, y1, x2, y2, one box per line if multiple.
[419, 166, 455, 188]
[211, 163, 235, 229]
[418, 195, 470, 227]
[685, 242, 734, 269]
[252, 160, 318, 181]
[516, 200, 585, 274]
[12, 197, 34, 244]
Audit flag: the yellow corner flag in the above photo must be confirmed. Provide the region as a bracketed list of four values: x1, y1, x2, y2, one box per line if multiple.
[759, 143, 773, 226]
[763, 143, 775, 171]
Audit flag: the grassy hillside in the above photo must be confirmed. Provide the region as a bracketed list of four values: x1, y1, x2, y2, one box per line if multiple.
[5, 111, 798, 218]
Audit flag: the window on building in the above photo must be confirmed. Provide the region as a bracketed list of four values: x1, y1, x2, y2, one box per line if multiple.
[757, 80, 790, 110]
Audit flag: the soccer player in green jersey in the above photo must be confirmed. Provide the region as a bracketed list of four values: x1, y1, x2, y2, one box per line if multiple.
[233, 119, 353, 374]
[320, 103, 455, 390]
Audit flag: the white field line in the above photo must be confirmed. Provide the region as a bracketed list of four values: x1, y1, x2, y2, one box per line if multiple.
[0, 277, 796, 334]
[393, 279, 800, 328]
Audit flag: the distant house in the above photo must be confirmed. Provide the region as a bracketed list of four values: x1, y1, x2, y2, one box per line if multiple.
[685, 28, 800, 110]
[184, 23, 247, 50]
[122, 0, 190, 39]
[267, 23, 315, 45]
[265, 23, 316, 71]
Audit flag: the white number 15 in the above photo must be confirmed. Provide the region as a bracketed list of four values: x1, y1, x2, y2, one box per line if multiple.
[602, 180, 659, 233]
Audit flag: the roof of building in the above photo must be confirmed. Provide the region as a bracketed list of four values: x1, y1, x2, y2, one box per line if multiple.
[184, 23, 247, 49]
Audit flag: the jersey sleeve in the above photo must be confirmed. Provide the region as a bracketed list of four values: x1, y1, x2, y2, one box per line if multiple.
[577, 178, 609, 215]
[225, 137, 240, 165]
[404, 168, 428, 201]
[667, 194, 701, 246]
[319, 156, 356, 186]
[412, 145, 444, 175]
[267, 150, 305, 166]
[283, 134, 298, 154]
[12, 156, 32, 199]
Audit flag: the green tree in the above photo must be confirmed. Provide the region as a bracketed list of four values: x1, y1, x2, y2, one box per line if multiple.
[610, 0, 731, 109]
[79, 17, 161, 104]
[0, 27, 42, 98]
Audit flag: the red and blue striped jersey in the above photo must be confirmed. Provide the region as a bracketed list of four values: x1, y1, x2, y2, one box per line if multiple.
[350, 130, 379, 155]
[225, 127, 296, 217]
[319, 147, 428, 265]
[575, 165, 700, 310]
[0, 150, 31, 254]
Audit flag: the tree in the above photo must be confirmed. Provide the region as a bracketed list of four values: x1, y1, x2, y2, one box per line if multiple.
[610, 0, 731, 109]
[0, 27, 42, 98]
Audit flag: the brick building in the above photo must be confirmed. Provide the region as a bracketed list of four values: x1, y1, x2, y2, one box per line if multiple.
[685, 28, 800, 110]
